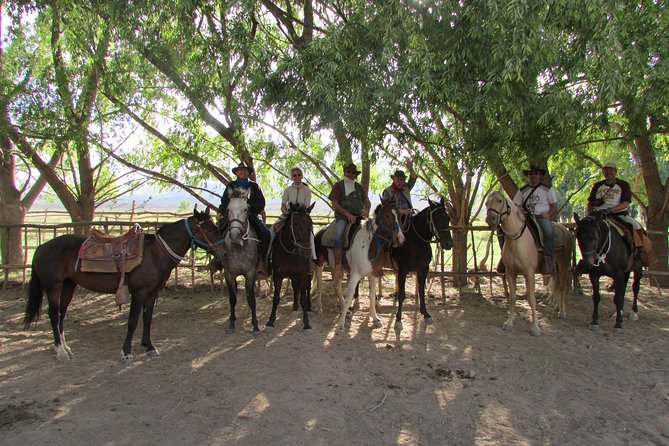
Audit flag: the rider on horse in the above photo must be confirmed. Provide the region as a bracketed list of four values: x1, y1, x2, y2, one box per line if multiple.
[512, 165, 558, 274]
[328, 162, 371, 280]
[587, 161, 658, 267]
[219, 162, 271, 272]
[382, 160, 417, 227]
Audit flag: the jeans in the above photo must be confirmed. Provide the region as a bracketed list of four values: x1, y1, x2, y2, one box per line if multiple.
[333, 219, 348, 249]
[536, 216, 554, 258]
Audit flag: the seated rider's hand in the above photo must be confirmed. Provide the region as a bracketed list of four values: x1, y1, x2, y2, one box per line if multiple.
[347, 213, 356, 224]
[600, 208, 612, 215]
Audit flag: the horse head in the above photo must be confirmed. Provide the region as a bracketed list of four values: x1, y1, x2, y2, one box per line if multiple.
[186, 205, 227, 260]
[484, 190, 521, 228]
[574, 212, 608, 267]
[282, 202, 315, 258]
[375, 196, 405, 247]
[428, 197, 454, 250]
[226, 187, 251, 244]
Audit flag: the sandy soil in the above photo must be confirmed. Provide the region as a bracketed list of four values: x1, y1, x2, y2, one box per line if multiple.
[1, 273, 668, 446]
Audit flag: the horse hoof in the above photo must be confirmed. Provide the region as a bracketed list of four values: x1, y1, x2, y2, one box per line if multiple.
[394, 321, 403, 330]
[146, 349, 160, 358]
[502, 324, 513, 332]
[303, 326, 312, 333]
[589, 324, 600, 332]
[56, 352, 71, 362]
[558, 312, 567, 320]
[613, 327, 624, 334]
[335, 326, 345, 336]
[530, 328, 542, 337]
[121, 352, 134, 364]
[424, 317, 434, 325]
[265, 325, 274, 332]
[252, 330, 262, 338]
[372, 319, 383, 329]
[629, 312, 639, 321]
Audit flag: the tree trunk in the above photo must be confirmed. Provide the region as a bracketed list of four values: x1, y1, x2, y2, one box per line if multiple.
[0, 203, 26, 266]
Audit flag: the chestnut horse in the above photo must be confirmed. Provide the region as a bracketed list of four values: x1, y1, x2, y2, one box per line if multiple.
[23, 207, 226, 362]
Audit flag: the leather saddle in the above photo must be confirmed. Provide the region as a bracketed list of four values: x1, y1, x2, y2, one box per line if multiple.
[79, 224, 145, 274]
[321, 219, 362, 249]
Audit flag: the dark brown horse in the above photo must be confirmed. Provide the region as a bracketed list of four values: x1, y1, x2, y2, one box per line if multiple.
[266, 202, 315, 331]
[23, 207, 226, 363]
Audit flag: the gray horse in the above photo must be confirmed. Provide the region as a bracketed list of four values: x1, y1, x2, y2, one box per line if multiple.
[221, 188, 261, 334]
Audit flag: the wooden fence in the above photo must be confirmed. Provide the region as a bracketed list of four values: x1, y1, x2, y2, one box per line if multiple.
[2, 211, 666, 296]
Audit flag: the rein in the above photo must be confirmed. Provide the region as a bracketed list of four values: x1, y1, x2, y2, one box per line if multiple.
[581, 218, 612, 266]
[227, 206, 260, 245]
[184, 217, 225, 251]
[279, 213, 311, 257]
[490, 198, 526, 240]
[410, 206, 450, 244]
[370, 207, 400, 261]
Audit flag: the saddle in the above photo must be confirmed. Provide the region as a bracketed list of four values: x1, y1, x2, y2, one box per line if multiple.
[78, 224, 145, 306]
[524, 213, 546, 252]
[320, 219, 361, 249]
[605, 215, 658, 267]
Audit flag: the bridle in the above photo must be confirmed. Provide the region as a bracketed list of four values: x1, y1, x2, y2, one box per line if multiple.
[410, 205, 451, 244]
[488, 196, 526, 240]
[279, 211, 312, 258]
[157, 216, 224, 263]
[227, 202, 259, 245]
[578, 216, 612, 266]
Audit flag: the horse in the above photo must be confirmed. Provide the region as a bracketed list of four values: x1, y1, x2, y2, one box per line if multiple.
[392, 198, 454, 329]
[23, 207, 226, 362]
[574, 211, 642, 333]
[220, 187, 263, 334]
[266, 202, 315, 331]
[484, 190, 573, 336]
[314, 199, 405, 335]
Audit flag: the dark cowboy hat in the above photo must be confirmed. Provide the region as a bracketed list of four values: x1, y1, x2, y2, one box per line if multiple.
[232, 162, 254, 175]
[391, 169, 407, 180]
[343, 162, 361, 175]
[522, 165, 546, 175]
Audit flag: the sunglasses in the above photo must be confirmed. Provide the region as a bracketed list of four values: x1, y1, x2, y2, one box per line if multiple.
[528, 171, 541, 175]
[292, 173, 303, 177]
[345, 170, 358, 175]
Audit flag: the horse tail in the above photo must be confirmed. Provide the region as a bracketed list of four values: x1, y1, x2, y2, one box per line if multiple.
[24, 270, 44, 329]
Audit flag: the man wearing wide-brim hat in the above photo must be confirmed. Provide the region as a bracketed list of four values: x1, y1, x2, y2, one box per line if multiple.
[587, 161, 658, 266]
[382, 160, 417, 216]
[510, 165, 557, 274]
[328, 162, 371, 280]
[219, 162, 271, 271]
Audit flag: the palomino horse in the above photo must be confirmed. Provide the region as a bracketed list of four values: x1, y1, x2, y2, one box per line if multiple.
[314, 200, 405, 335]
[266, 202, 315, 331]
[574, 212, 642, 333]
[221, 187, 263, 334]
[23, 207, 226, 362]
[485, 190, 573, 336]
[393, 198, 454, 329]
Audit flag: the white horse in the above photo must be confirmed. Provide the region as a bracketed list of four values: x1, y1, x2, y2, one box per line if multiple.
[314, 201, 405, 335]
[485, 190, 573, 336]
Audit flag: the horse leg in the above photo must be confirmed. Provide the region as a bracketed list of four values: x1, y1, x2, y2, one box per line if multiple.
[313, 264, 323, 314]
[526, 275, 541, 336]
[121, 293, 144, 363]
[503, 273, 517, 332]
[245, 275, 261, 335]
[46, 283, 69, 362]
[300, 276, 312, 331]
[225, 276, 238, 331]
[336, 271, 361, 335]
[352, 282, 360, 312]
[394, 270, 407, 330]
[291, 277, 300, 311]
[367, 276, 382, 328]
[629, 269, 641, 321]
[417, 268, 432, 323]
[58, 280, 76, 359]
[612, 275, 627, 333]
[589, 274, 601, 331]
[266, 274, 283, 330]
[141, 294, 160, 357]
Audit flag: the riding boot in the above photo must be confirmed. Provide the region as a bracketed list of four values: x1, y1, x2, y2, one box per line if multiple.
[574, 259, 589, 275]
[333, 248, 344, 280]
[636, 229, 659, 266]
[539, 256, 555, 274]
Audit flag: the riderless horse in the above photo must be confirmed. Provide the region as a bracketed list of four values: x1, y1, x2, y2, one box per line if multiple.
[220, 187, 264, 334]
[485, 190, 573, 336]
[393, 198, 454, 329]
[23, 207, 226, 362]
[314, 199, 405, 335]
[266, 202, 315, 331]
[574, 211, 642, 333]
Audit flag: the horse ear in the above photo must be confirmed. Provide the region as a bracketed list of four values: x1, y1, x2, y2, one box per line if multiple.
[573, 212, 580, 223]
[204, 207, 211, 218]
[192, 204, 199, 215]
[440, 196, 445, 207]
[307, 202, 316, 213]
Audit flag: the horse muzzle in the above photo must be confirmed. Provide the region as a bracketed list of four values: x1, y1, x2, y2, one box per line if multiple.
[392, 229, 405, 247]
[485, 213, 498, 228]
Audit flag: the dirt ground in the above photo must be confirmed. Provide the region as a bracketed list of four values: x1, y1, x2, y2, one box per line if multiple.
[1, 272, 668, 446]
